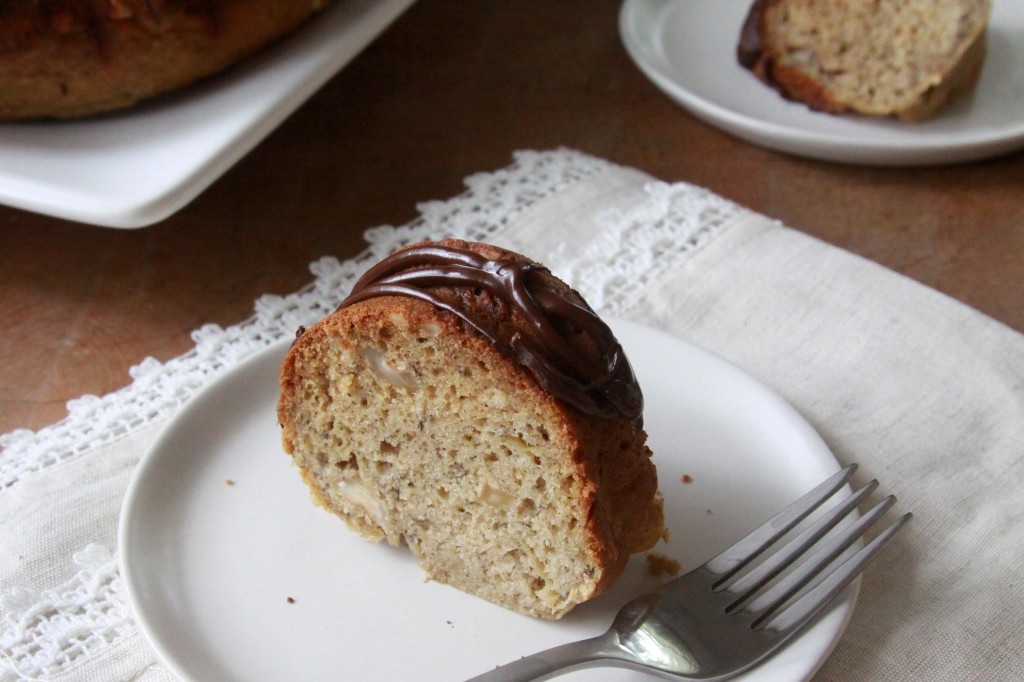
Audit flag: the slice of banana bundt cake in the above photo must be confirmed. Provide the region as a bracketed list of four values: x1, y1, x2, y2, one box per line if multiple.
[277, 239, 664, 619]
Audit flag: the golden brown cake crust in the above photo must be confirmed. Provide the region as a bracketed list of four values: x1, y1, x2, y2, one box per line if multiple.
[277, 241, 664, 619]
[0, 0, 329, 120]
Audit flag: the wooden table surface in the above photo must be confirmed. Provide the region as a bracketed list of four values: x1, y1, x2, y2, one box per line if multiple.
[2, 0, 1022, 437]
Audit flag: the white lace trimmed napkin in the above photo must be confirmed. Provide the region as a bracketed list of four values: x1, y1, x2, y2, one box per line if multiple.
[2, 149, 1022, 681]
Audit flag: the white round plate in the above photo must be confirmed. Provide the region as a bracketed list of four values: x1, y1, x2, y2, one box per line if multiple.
[120, 319, 851, 681]
[619, 0, 1024, 166]
[0, 0, 415, 228]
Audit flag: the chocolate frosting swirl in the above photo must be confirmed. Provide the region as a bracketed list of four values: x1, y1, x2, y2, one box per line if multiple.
[337, 241, 643, 422]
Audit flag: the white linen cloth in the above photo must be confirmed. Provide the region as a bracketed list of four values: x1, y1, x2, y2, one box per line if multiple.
[2, 149, 1022, 681]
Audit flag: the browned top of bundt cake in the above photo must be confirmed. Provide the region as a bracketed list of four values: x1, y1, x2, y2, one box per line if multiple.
[0, 1, 231, 55]
[0, 0, 329, 119]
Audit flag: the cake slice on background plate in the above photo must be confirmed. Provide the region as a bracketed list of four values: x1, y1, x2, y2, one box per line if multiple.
[737, 0, 992, 121]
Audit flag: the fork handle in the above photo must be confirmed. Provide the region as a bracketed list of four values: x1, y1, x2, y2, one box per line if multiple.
[465, 631, 633, 681]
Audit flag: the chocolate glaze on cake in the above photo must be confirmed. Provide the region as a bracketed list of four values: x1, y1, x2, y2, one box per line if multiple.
[336, 240, 643, 422]
[737, 0, 770, 69]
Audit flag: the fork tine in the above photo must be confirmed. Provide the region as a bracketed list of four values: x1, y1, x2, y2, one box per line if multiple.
[745, 494, 899, 624]
[755, 511, 912, 632]
[722, 479, 879, 601]
[703, 464, 857, 582]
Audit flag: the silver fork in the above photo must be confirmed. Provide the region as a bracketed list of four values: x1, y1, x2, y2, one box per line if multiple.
[467, 464, 911, 681]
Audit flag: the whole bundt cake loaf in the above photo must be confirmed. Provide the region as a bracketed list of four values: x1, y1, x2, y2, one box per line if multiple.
[737, 0, 992, 121]
[0, 0, 330, 120]
[277, 239, 664, 619]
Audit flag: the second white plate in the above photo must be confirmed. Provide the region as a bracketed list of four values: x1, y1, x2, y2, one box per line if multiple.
[620, 0, 1024, 165]
[120, 318, 852, 681]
